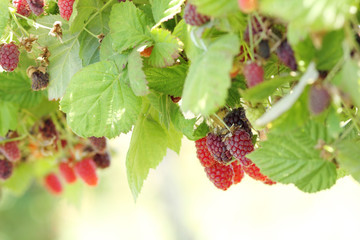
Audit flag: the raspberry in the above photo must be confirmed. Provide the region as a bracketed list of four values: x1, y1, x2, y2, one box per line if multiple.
[276, 40, 297, 71]
[231, 160, 244, 184]
[184, 3, 210, 26]
[204, 161, 234, 190]
[59, 162, 77, 183]
[206, 133, 233, 164]
[38, 118, 58, 144]
[88, 136, 106, 153]
[0, 141, 21, 162]
[243, 163, 267, 181]
[0, 159, 13, 180]
[224, 129, 254, 162]
[195, 137, 216, 167]
[263, 178, 276, 185]
[243, 62, 264, 88]
[26, 0, 44, 16]
[308, 83, 331, 115]
[44, 173, 63, 195]
[58, 0, 75, 21]
[75, 158, 98, 186]
[258, 39, 270, 59]
[140, 46, 153, 58]
[223, 108, 252, 136]
[238, 0, 258, 13]
[0, 43, 20, 72]
[93, 152, 111, 169]
[13, 0, 31, 17]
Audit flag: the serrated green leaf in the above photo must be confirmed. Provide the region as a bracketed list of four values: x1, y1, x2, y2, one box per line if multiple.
[315, 30, 344, 70]
[145, 64, 187, 96]
[60, 61, 142, 138]
[70, 0, 101, 33]
[148, 28, 183, 67]
[126, 115, 168, 200]
[0, 0, 8, 38]
[100, 35, 129, 69]
[109, 2, 152, 53]
[151, 0, 185, 28]
[0, 100, 18, 136]
[182, 34, 240, 115]
[248, 124, 337, 193]
[0, 72, 45, 108]
[128, 49, 149, 96]
[193, 0, 239, 17]
[335, 139, 360, 183]
[30, 16, 82, 100]
[166, 123, 182, 154]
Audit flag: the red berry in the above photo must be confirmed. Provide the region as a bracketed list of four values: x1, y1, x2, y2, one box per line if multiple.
[170, 96, 181, 103]
[224, 129, 254, 161]
[263, 178, 276, 185]
[231, 160, 244, 184]
[13, 0, 31, 17]
[243, 62, 264, 88]
[238, 0, 257, 13]
[75, 158, 98, 186]
[276, 40, 297, 71]
[58, 0, 75, 21]
[0, 159, 13, 180]
[59, 162, 77, 183]
[26, 0, 44, 16]
[195, 137, 216, 167]
[140, 46, 153, 58]
[88, 136, 106, 153]
[206, 133, 233, 164]
[44, 173, 63, 195]
[184, 3, 210, 26]
[223, 108, 252, 136]
[39, 118, 58, 144]
[243, 163, 267, 181]
[0, 141, 21, 162]
[93, 152, 111, 169]
[204, 161, 234, 190]
[0, 43, 20, 72]
[308, 83, 331, 115]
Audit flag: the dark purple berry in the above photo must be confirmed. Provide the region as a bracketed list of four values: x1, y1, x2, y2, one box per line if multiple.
[184, 3, 210, 26]
[276, 40, 297, 71]
[206, 133, 232, 164]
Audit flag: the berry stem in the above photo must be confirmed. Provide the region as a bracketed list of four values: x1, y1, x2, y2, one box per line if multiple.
[10, 12, 29, 37]
[84, 27, 99, 39]
[247, 15, 255, 61]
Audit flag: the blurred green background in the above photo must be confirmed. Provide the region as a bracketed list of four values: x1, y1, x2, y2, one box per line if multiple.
[1, 135, 360, 240]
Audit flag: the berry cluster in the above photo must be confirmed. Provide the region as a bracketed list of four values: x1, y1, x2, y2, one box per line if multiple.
[195, 108, 275, 190]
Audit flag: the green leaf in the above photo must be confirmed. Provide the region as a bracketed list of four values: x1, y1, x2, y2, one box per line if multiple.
[126, 114, 168, 200]
[148, 28, 183, 67]
[147, 92, 172, 128]
[315, 30, 344, 70]
[60, 61, 142, 138]
[31, 16, 82, 100]
[3, 163, 33, 196]
[292, 36, 316, 67]
[335, 139, 360, 183]
[100, 35, 129, 69]
[145, 64, 187, 96]
[128, 49, 149, 96]
[151, 0, 185, 28]
[70, 0, 102, 33]
[226, 76, 245, 107]
[166, 123, 182, 154]
[0, 101, 18, 136]
[260, 0, 357, 32]
[193, 0, 239, 17]
[0, 72, 45, 108]
[182, 34, 240, 115]
[0, 0, 8, 38]
[109, 2, 152, 53]
[248, 124, 337, 193]
[169, 103, 198, 140]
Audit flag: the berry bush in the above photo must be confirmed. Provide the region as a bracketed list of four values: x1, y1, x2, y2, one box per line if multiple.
[0, 0, 360, 200]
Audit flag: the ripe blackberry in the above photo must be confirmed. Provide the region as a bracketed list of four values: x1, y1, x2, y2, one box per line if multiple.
[206, 133, 233, 164]
[93, 152, 111, 169]
[223, 108, 252, 136]
[26, 0, 44, 16]
[13, 0, 31, 17]
[0, 43, 20, 72]
[75, 158, 98, 186]
[184, 3, 210, 26]
[224, 129, 254, 161]
[276, 40, 297, 71]
[195, 137, 216, 167]
[0, 141, 21, 162]
[44, 173, 63, 195]
[308, 83, 331, 115]
[59, 162, 77, 183]
[204, 161, 234, 190]
[243, 62, 264, 88]
[258, 39, 270, 59]
[243, 163, 267, 181]
[58, 0, 75, 21]
[88, 136, 106, 153]
[231, 160, 244, 184]
[0, 159, 13, 180]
